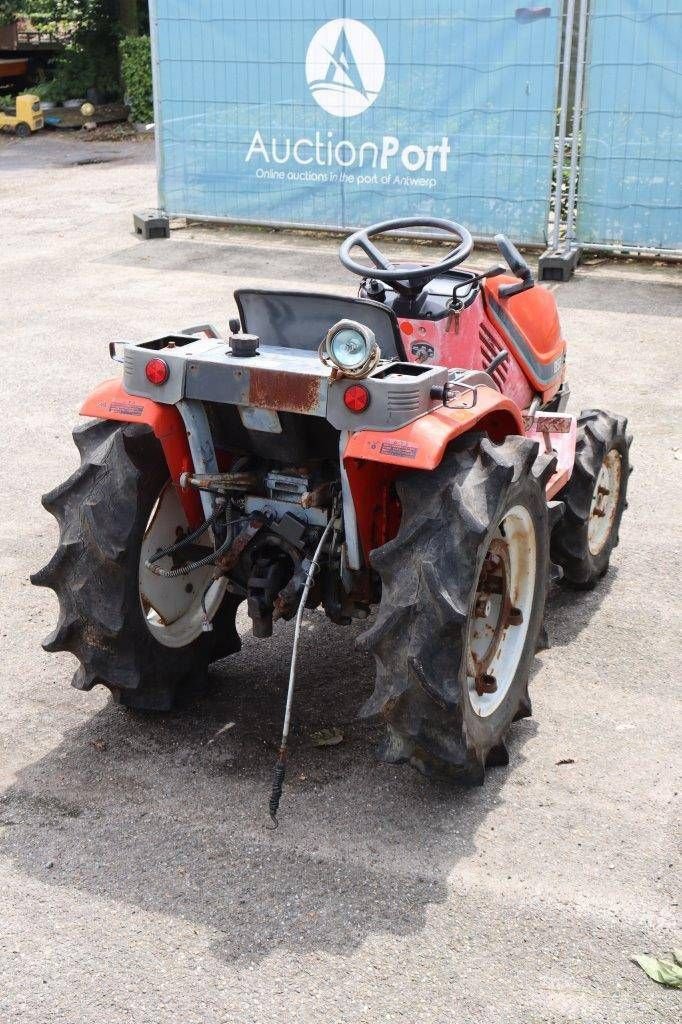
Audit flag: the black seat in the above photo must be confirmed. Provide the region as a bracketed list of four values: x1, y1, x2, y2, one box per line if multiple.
[235, 289, 405, 360]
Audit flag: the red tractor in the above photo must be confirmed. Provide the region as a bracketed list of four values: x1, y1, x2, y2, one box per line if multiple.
[34, 218, 631, 810]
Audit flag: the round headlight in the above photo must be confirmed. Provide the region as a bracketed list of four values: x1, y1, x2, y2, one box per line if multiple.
[320, 319, 380, 379]
[330, 327, 370, 371]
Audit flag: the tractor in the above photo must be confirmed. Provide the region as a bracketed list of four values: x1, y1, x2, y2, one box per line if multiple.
[33, 218, 631, 811]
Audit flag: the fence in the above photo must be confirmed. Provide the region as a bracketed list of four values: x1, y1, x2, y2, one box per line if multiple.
[149, 1, 682, 257]
[572, 0, 682, 253]
[150, 1, 563, 244]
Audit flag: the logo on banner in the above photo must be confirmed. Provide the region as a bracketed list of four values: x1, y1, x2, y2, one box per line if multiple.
[305, 19, 385, 117]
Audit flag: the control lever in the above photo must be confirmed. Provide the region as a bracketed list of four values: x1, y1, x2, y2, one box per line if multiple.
[453, 263, 505, 301]
[429, 264, 507, 324]
[494, 233, 535, 299]
[484, 349, 509, 376]
[475, 263, 506, 284]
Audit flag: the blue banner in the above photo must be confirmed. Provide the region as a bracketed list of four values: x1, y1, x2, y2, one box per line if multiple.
[576, 0, 682, 251]
[152, 2, 561, 243]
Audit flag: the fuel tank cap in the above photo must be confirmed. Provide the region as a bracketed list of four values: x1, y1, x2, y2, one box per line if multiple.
[229, 332, 260, 357]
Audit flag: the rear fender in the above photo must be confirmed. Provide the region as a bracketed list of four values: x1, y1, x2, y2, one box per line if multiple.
[79, 379, 201, 526]
[343, 387, 524, 557]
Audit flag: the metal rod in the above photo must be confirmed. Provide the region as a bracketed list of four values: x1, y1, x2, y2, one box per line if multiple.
[176, 399, 219, 522]
[268, 515, 336, 826]
[551, 0, 577, 251]
[339, 431, 363, 571]
[154, 213, 555, 254]
[484, 349, 509, 376]
[577, 243, 682, 262]
[147, 0, 164, 205]
[169, 213, 514, 247]
[565, 0, 589, 247]
[125, 210, 682, 262]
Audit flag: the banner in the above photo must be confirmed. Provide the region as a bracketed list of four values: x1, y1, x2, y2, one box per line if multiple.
[152, 2, 562, 243]
[576, 0, 682, 251]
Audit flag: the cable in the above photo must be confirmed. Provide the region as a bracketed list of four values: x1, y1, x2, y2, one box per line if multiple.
[267, 514, 336, 828]
[144, 514, 249, 578]
[200, 577, 216, 633]
[146, 500, 226, 566]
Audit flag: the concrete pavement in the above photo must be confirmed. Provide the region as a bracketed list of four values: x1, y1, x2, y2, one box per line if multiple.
[0, 131, 680, 1024]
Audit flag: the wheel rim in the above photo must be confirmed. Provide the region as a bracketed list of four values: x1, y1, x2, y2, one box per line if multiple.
[466, 505, 537, 718]
[588, 449, 622, 556]
[138, 483, 228, 649]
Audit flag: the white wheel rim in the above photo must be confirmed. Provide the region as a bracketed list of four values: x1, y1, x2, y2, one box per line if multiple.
[138, 483, 228, 649]
[588, 449, 622, 556]
[466, 505, 537, 718]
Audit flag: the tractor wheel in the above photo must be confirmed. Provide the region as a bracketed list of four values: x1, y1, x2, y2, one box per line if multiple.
[551, 409, 632, 588]
[32, 419, 242, 710]
[360, 433, 558, 784]
[15, 122, 30, 138]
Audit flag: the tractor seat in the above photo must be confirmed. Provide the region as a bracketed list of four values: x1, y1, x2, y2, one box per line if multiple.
[235, 289, 406, 360]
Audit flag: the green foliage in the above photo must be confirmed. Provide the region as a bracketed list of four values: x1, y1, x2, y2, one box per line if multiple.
[22, 0, 57, 23]
[3, 3, 149, 104]
[119, 33, 152, 123]
[0, 1, 19, 26]
[30, 80, 53, 99]
[45, 37, 120, 101]
[19, 2, 123, 103]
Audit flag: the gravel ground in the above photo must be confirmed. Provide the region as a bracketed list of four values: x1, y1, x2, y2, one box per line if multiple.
[0, 132, 680, 1024]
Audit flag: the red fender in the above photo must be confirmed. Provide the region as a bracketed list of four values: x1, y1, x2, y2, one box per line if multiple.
[343, 387, 524, 557]
[79, 379, 201, 526]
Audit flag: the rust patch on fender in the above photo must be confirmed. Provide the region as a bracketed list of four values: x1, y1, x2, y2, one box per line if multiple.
[248, 369, 322, 415]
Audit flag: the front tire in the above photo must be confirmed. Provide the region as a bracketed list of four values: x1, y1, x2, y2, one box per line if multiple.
[360, 434, 557, 784]
[32, 419, 242, 710]
[551, 409, 632, 588]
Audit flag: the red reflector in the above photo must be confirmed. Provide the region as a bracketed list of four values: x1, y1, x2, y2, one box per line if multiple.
[145, 357, 169, 385]
[343, 384, 370, 413]
[400, 320, 414, 336]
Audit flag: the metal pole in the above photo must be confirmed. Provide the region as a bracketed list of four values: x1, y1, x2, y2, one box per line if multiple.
[578, 243, 682, 261]
[565, 0, 589, 248]
[176, 399, 220, 521]
[551, 0, 577, 251]
[147, 0, 164, 209]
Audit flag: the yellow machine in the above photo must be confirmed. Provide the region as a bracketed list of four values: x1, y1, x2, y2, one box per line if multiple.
[0, 93, 43, 137]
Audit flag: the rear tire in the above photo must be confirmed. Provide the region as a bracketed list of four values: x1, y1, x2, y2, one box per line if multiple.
[551, 409, 632, 588]
[32, 419, 242, 710]
[359, 433, 556, 784]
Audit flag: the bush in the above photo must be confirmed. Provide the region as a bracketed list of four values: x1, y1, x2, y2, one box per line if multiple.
[0, 2, 18, 27]
[52, 16, 122, 102]
[120, 34, 152, 124]
[20, 2, 123, 104]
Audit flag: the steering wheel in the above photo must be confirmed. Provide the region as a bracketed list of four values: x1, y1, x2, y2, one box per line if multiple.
[339, 216, 473, 293]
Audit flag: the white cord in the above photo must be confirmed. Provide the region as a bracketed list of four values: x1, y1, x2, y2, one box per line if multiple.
[279, 516, 335, 748]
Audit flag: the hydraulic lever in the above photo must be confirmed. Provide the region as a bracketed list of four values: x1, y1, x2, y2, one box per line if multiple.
[495, 233, 535, 298]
